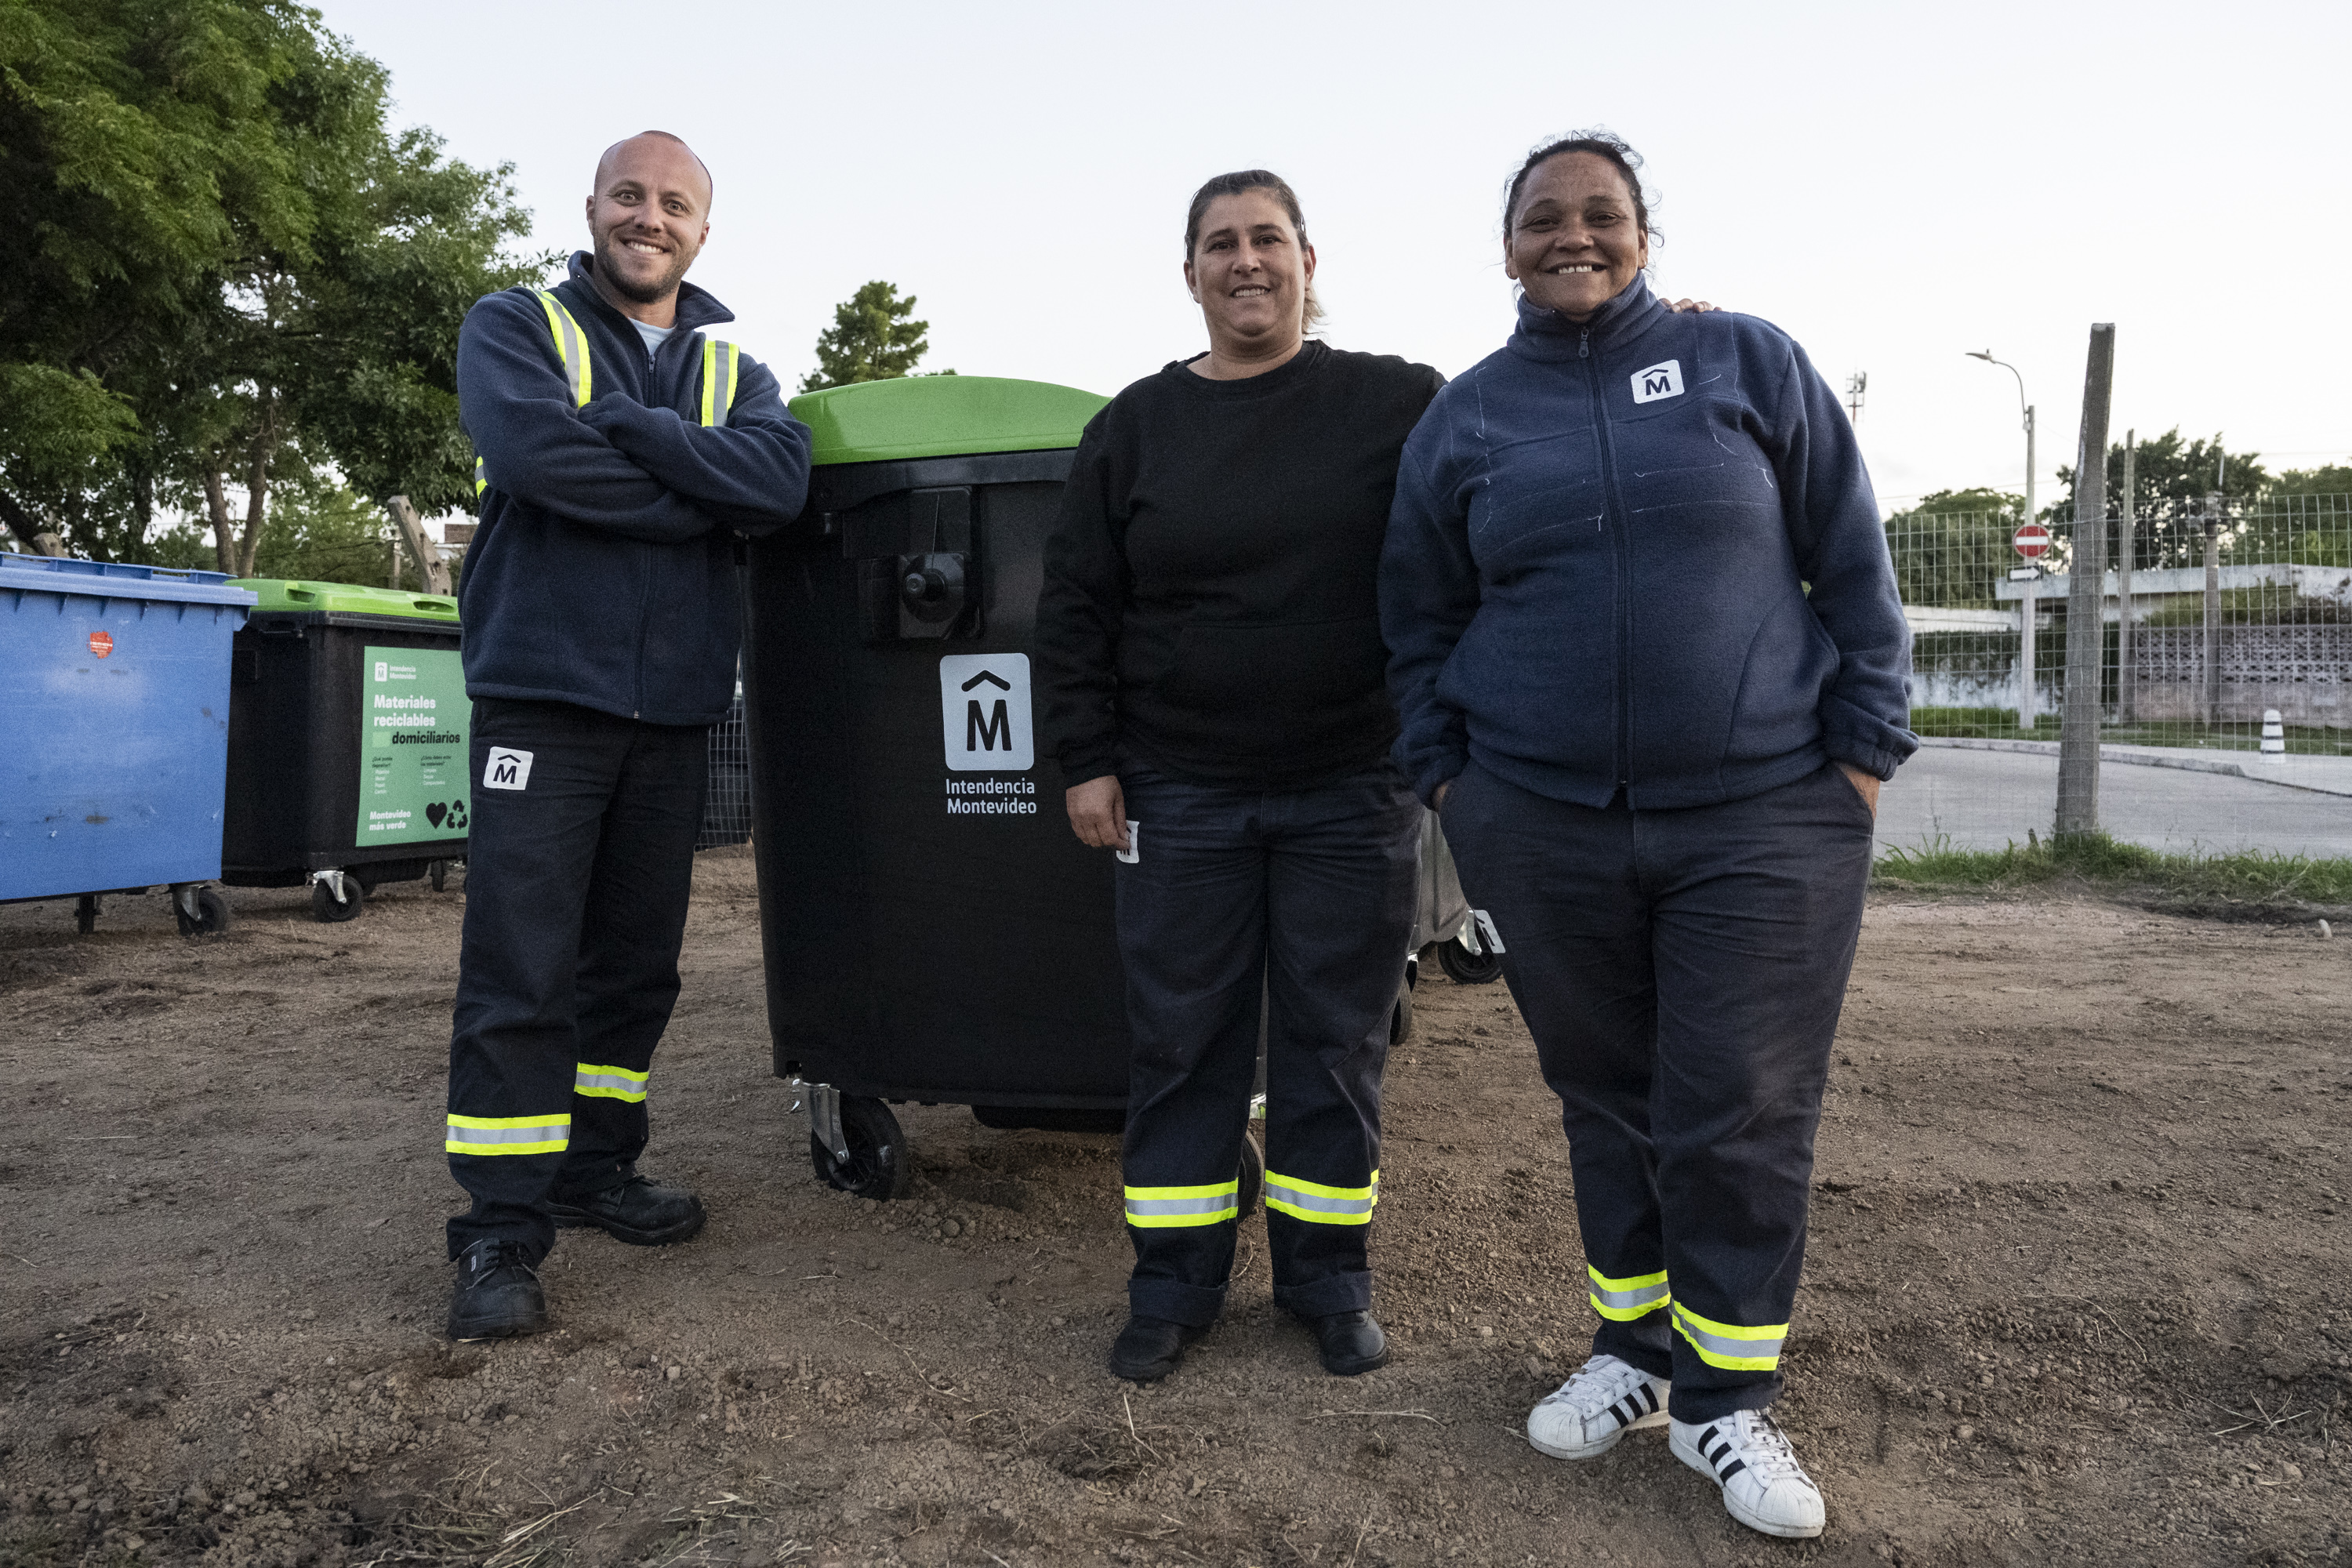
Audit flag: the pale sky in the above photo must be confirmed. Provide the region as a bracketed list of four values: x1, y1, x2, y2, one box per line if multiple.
[317, 0, 2351, 513]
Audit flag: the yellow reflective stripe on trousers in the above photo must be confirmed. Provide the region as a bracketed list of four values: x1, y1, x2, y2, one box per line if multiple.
[1124, 1181, 1239, 1229]
[1587, 1264, 1671, 1321]
[1264, 1169, 1378, 1225]
[700, 338, 739, 426]
[574, 1062, 649, 1103]
[535, 289, 592, 408]
[1671, 1303, 1788, 1371]
[445, 1113, 570, 1156]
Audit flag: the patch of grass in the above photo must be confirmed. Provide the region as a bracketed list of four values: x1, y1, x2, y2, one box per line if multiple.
[1874, 831, 2352, 907]
[1908, 706, 2352, 755]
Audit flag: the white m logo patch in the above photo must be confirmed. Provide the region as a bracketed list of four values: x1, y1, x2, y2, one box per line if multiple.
[482, 747, 534, 791]
[1631, 359, 1684, 404]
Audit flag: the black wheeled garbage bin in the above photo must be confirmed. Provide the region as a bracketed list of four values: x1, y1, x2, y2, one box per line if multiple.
[748, 375, 1202, 1200]
[221, 579, 471, 922]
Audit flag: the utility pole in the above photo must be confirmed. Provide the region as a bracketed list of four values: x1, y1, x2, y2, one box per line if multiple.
[2056, 325, 2115, 839]
[1845, 371, 1867, 425]
[2203, 456, 2225, 726]
[1969, 351, 2037, 727]
[2117, 432, 2136, 724]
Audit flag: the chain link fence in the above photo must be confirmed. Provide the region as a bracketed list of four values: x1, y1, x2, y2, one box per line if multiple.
[1884, 493, 2352, 855]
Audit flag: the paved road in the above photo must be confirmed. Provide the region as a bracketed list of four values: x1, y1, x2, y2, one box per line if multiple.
[1877, 746, 2352, 858]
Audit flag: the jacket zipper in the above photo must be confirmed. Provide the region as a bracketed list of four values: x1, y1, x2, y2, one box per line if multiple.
[1583, 328, 1634, 797]
[630, 328, 666, 719]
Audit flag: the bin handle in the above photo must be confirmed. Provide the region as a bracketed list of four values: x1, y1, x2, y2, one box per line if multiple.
[412, 600, 456, 615]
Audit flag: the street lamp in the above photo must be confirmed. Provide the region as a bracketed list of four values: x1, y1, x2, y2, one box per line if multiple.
[1969, 350, 2039, 728]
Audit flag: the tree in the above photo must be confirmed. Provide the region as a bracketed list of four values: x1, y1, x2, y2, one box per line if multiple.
[0, 0, 309, 553]
[0, 0, 546, 570]
[2268, 464, 2352, 499]
[798, 280, 949, 392]
[2052, 428, 2268, 572]
[1882, 488, 2024, 608]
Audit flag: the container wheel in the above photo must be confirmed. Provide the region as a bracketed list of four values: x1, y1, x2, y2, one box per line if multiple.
[430, 860, 448, 893]
[1237, 1126, 1265, 1219]
[75, 894, 100, 935]
[811, 1094, 912, 1200]
[311, 877, 366, 924]
[176, 888, 233, 938]
[1389, 974, 1415, 1047]
[1436, 934, 1504, 986]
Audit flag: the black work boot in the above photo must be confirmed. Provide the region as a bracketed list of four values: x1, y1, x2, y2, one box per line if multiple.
[1305, 1309, 1390, 1376]
[546, 1171, 706, 1246]
[1108, 1315, 1210, 1382]
[448, 1240, 547, 1340]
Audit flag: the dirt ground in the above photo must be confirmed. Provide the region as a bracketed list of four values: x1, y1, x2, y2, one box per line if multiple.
[3, 849, 2349, 1568]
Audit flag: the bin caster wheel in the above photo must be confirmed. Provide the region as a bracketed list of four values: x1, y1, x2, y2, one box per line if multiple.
[175, 888, 233, 938]
[430, 860, 448, 893]
[1435, 934, 1504, 986]
[75, 894, 100, 935]
[811, 1095, 912, 1200]
[311, 877, 366, 924]
[1238, 1127, 1265, 1219]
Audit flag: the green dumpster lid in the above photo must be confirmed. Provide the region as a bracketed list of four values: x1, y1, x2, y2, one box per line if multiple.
[789, 376, 1108, 466]
[232, 578, 460, 622]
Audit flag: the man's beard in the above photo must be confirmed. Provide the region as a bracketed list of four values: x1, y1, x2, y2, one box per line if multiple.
[594, 234, 690, 303]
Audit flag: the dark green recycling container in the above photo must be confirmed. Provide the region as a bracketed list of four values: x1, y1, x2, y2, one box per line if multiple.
[222, 579, 472, 922]
[746, 376, 1125, 1195]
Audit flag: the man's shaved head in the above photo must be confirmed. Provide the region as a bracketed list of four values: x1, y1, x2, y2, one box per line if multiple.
[595, 131, 713, 210]
[583, 132, 715, 321]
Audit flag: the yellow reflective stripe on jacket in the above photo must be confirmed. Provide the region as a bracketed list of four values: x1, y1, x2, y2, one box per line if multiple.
[473, 456, 487, 496]
[700, 338, 739, 426]
[1123, 1181, 1239, 1229]
[535, 289, 592, 407]
[445, 1113, 571, 1156]
[574, 1062, 649, 1103]
[1588, 1264, 1671, 1321]
[1264, 1169, 1378, 1225]
[1671, 1303, 1788, 1371]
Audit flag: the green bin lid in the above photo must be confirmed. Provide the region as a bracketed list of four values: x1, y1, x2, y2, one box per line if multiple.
[789, 376, 1107, 466]
[232, 578, 460, 622]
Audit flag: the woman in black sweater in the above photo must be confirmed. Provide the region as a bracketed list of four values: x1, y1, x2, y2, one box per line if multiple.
[1034, 171, 1442, 1382]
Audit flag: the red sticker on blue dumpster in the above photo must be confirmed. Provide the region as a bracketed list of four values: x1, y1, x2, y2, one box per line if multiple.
[89, 631, 114, 658]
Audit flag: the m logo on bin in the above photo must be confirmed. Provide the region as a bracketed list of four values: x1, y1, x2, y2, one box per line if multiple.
[939, 653, 1033, 771]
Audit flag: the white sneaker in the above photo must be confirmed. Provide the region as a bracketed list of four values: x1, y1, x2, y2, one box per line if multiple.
[1670, 1410, 1826, 1539]
[1525, 1353, 1670, 1459]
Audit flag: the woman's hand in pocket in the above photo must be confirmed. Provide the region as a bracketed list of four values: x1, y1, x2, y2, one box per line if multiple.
[1065, 775, 1131, 851]
[1835, 762, 1880, 816]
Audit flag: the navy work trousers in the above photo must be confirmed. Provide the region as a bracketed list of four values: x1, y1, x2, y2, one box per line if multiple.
[1439, 759, 1875, 1422]
[445, 698, 708, 1261]
[1113, 757, 1423, 1326]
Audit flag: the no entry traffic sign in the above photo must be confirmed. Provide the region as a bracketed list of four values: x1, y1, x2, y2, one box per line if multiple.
[2012, 523, 2053, 560]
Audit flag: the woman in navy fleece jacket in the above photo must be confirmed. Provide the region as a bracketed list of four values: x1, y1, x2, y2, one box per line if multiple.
[1379, 132, 1915, 1543]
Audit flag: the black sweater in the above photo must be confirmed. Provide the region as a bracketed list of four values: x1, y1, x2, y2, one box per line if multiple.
[1036, 339, 1445, 789]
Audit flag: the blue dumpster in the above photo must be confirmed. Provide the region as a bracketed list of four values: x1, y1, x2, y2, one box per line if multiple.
[0, 554, 256, 933]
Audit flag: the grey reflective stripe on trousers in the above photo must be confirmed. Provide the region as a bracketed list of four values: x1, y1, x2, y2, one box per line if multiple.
[447, 1122, 568, 1149]
[574, 1069, 646, 1098]
[1592, 1277, 1670, 1314]
[1674, 1307, 1786, 1363]
[1124, 1189, 1236, 1220]
[1263, 1178, 1377, 1218]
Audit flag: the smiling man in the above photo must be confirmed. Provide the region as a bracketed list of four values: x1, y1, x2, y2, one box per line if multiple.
[441, 131, 810, 1339]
